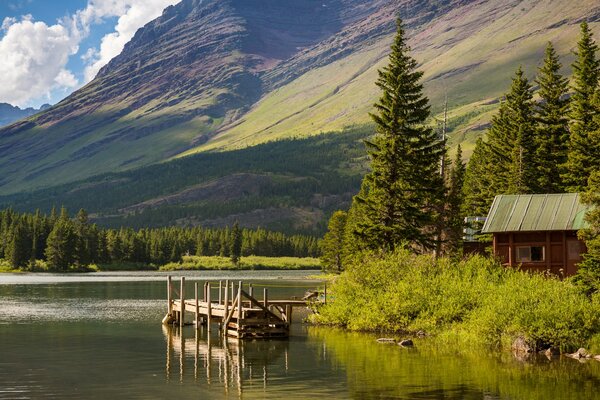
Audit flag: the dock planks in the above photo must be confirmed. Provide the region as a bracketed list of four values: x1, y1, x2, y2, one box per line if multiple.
[163, 277, 322, 339]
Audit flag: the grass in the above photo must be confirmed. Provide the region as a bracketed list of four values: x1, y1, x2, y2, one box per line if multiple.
[159, 255, 321, 271]
[312, 249, 600, 352]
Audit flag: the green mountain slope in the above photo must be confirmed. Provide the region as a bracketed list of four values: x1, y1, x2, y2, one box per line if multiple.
[0, 0, 599, 232]
[182, 0, 600, 158]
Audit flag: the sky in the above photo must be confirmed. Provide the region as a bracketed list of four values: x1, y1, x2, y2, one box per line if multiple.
[0, 0, 181, 108]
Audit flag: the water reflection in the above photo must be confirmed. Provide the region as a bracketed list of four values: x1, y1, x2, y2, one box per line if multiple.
[163, 325, 291, 397]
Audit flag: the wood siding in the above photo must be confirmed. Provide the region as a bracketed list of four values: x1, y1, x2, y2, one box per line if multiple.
[492, 231, 587, 276]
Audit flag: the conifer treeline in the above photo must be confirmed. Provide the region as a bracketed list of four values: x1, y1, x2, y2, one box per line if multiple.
[0, 208, 320, 270]
[320, 20, 600, 273]
[463, 22, 600, 215]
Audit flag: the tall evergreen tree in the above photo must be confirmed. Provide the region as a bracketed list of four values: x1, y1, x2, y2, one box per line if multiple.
[462, 138, 496, 216]
[6, 221, 31, 268]
[535, 42, 570, 193]
[45, 219, 77, 270]
[229, 222, 242, 264]
[444, 145, 466, 254]
[565, 21, 600, 191]
[505, 67, 537, 193]
[349, 18, 445, 252]
[574, 171, 600, 295]
[320, 210, 348, 272]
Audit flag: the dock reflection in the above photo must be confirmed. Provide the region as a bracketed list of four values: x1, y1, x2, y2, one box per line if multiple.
[163, 325, 290, 396]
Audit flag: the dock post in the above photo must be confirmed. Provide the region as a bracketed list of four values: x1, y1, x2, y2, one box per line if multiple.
[207, 282, 212, 334]
[219, 281, 222, 305]
[167, 276, 173, 316]
[249, 284, 253, 308]
[195, 281, 199, 329]
[230, 281, 234, 303]
[223, 280, 229, 331]
[237, 281, 243, 324]
[180, 277, 185, 328]
[263, 288, 268, 308]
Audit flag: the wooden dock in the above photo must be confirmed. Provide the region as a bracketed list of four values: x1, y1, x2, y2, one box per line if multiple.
[162, 277, 324, 339]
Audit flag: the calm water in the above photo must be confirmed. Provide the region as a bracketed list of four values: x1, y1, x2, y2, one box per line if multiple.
[1, 271, 599, 400]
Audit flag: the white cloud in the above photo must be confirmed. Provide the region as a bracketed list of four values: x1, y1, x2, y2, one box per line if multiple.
[82, 0, 180, 82]
[0, 16, 80, 106]
[0, 0, 180, 107]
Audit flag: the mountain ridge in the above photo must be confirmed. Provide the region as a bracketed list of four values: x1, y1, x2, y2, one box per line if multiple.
[0, 0, 599, 232]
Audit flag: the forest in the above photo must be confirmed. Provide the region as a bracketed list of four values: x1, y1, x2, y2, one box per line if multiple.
[0, 207, 320, 271]
[315, 20, 600, 351]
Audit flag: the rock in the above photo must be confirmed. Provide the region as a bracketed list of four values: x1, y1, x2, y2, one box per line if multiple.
[544, 347, 560, 357]
[594, 355, 600, 361]
[416, 330, 427, 338]
[572, 348, 592, 359]
[512, 337, 533, 353]
[398, 339, 414, 347]
[376, 338, 396, 344]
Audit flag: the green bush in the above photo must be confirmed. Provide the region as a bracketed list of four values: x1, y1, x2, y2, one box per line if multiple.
[312, 249, 600, 350]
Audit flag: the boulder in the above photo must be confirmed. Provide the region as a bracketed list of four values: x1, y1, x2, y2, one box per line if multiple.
[376, 338, 396, 344]
[544, 347, 560, 357]
[512, 337, 534, 353]
[398, 339, 414, 347]
[569, 348, 592, 359]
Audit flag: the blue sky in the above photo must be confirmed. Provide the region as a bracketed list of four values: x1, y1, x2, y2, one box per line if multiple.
[0, 0, 180, 108]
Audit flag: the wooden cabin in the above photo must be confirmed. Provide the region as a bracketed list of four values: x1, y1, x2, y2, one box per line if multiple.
[482, 194, 590, 276]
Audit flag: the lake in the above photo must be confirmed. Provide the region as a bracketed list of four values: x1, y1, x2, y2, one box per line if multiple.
[1, 271, 599, 399]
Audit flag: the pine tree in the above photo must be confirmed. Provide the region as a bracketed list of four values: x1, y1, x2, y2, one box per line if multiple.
[349, 18, 445, 252]
[320, 210, 348, 272]
[574, 171, 600, 295]
[535, 42, 570, 193]
[45, 219, 77, 270]
[6, 221, 31, 268]
[444, 145, 466, 254]
[463, 138, 496, 216]
[229, 222, 242, 264]
[565, 21, 600, 191]
[505, 67, 537, 193]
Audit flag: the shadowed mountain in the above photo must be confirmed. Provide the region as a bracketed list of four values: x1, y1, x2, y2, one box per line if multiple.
[0, 0, 599, 231]
[0, 103, 49, 128]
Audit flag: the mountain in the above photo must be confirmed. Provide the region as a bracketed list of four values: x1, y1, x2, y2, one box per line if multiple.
[0, 0, 599, 232]
[0, 103, 49, 128]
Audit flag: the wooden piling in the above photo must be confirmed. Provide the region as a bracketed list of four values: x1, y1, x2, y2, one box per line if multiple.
[263, 288, 268, 308]
[195, 281, 199, 329]
[167, 276, 172, 315]
[224, 279, 229, 325]
[237, 281, 242, 322]
[180, 277, 185, 327]
[219, 281, 222, 305]
[207, 282, 212, 333]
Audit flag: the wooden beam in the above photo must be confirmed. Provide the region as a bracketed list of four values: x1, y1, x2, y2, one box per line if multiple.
[240, 290, 282, 321]
[237, 282, 243, 323]
[167, 276, 172, 316]
[180, 277, 186, 327]
[207, 282, 212, 333]
[224, 280, 229, 330]
[195, 281, 199, 329]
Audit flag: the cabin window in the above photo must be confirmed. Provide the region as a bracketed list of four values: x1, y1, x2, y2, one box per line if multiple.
[516, 246, 545, 262]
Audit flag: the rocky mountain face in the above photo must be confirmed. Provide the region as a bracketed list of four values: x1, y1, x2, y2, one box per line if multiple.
[0, 0, 599, 232]
[0, 0, 475, 193]
[0, 103, 49, 128]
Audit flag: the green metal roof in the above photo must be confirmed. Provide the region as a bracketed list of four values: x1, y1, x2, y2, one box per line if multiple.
[481, 194, 590, 233]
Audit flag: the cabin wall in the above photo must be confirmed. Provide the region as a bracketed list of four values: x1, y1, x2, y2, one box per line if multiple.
[492, 231, 586, 276]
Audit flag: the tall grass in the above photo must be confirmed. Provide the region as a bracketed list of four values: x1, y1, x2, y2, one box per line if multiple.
[160, 255, 321, 271]
[312, 250, 600, 351]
